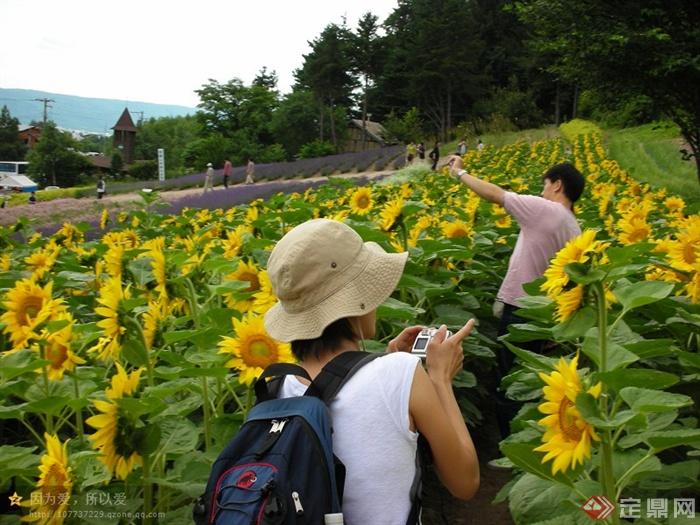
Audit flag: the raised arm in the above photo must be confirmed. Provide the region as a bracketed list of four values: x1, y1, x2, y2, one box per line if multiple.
[445, 154, 505, 206]
[409, 320, 480, 500]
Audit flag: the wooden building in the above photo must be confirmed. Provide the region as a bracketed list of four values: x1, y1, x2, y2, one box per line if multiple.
[343, 119, 392, 152]
[18, 125, 41, 149]
[112, 108, 138, 164]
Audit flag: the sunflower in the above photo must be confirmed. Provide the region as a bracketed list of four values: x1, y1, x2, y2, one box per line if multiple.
[55, 223, 83, 248]
[553, 284, 585, 322]
[103, 244, 125, 280]
[379, 198, 404, 232]
[35, 315, 85, 381]
[24, 433, 73, 525]
[441, 219, 472, 239]
[0, 252, 10, 271]
[1, 279, 66, 351]
[494, 215, 512, 229]
[534, 354, 601, 475]
[142, 300, 166, 350]
[24, 242, 60, 280]
[86, 364, 144, 480]
[222, 226, 249, 258]
[349, 187, 373, 215]
[618, 215, 652, 245]
[100, 208, 109, 229]
[252, 271, 278, 314]
[142, 237, 167, 300]
[88, 277, 130, 362]
[224, 261, 262, 313]
[666, 218, 700, 272]
[218, 314, 294, 386]
[541, 229, 607, 298]
[664, 196, 685, 214]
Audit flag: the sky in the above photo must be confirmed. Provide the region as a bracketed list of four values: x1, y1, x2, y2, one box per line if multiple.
[1, 0, 398, 108]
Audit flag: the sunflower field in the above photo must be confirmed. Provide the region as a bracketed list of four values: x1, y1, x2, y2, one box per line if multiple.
[0, 132, 698, 524]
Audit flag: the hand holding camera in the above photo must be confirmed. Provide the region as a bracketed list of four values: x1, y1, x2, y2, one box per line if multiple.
[410, 327, 453, 360]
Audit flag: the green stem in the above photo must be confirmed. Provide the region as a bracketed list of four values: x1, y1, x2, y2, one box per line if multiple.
[40, 345, 54, 435]
[615, 450, 655, 498]
[593, 282, 619, 525]
[20, 418, 46, 445]
[184, 278, 201, 328]
[202, 377, 212, 451]
[224, 380, 247, 413]
[72, 374, 85, 442]
[244, 386, 253, 419]
[142, 453, 153, 525]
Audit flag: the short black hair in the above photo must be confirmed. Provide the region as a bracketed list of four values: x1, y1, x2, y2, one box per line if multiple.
[543, 163, 585, 203]
[291, 317, 356, 361]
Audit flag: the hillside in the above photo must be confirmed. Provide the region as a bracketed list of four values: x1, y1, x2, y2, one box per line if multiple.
[0, 88, 196, 134]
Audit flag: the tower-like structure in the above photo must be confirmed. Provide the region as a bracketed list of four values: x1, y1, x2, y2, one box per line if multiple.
[112, 108, 138, 164]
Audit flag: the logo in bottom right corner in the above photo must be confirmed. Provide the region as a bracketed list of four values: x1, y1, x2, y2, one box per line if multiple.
[581, 495, 615, 521]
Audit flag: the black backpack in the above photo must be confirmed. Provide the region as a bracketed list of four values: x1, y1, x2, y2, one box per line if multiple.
[193, 351, 423, 525]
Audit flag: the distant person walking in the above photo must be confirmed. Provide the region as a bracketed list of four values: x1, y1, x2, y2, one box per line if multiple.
[477, 138, 484, 151]
[417, 142, 426, 162]
[429, 142, 440, 171]
[456, 139, 467, 156]
[245, 158, 255, 184]
[222, 159, 232, 188]
[96, 177, 106, 199]
[28, 191, 37, 204]
[406, 142, 416, 165]
[203, 162, 214, 193]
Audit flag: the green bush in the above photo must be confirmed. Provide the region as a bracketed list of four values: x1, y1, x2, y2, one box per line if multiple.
[297, 140, 335, 159]
[128, 160, 158, 181]
[559, 119, 602, 141]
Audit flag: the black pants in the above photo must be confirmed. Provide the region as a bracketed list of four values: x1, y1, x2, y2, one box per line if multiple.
[223, 175, 229, 188]
[494, 304, 544, 439]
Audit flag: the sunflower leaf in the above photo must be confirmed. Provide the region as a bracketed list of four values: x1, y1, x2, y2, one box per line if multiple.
[620, 387, 693, 414]
[613, 281, 675, 311]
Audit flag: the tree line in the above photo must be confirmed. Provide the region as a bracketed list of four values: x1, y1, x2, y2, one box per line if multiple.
[2, 0, 698, 185]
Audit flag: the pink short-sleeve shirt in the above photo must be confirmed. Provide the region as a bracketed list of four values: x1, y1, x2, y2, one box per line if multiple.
[498, 192, 581, 306]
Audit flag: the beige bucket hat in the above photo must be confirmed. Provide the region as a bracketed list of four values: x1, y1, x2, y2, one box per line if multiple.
[264, 219, 408, 342]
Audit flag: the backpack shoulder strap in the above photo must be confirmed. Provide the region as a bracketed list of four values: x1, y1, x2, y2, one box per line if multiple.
[254, 362, 312, 403]
[305, 351, 384, 404]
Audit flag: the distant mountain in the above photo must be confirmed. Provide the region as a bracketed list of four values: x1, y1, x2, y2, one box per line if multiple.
[0, 88, 197, 134]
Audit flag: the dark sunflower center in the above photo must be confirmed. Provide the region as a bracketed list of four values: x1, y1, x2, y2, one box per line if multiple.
[240, 272, 261, 293]
[558, 398, 583, 441]
[21, 296, 44, 324]
[243, 338, 277, 367]
[47, 343, 68, 369]
[42, 464, 68, 510]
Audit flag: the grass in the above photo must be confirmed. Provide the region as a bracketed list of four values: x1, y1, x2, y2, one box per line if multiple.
[603, 121, 700, 208]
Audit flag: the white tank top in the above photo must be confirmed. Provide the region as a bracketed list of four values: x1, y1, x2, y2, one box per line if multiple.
[279, 351, 420, 525]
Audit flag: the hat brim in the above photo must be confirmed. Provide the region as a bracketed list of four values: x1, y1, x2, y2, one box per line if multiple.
[264, 243, 408, 342]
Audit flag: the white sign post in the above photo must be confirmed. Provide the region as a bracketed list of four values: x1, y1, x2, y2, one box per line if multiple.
[157, 148, 165, 182]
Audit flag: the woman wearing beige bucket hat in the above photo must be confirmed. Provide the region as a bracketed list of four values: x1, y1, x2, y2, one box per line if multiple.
[264, 218, 480, 524]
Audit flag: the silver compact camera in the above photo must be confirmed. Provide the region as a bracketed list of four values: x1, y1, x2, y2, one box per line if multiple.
[411, 328, 452, 360]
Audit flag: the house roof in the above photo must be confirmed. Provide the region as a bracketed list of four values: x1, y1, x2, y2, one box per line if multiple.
[350, 119, 389, 143]
[88, 155, 112, 169]
[112, 108, 138, 132]
[0, 173, 37, 188]
[18, 125, 40, 133]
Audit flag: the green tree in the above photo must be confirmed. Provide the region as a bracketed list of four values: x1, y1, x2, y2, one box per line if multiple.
[514, 0, 700, 183]
[270, 90, 320, 158]
[377, 0, 485, 140]
[26, 122, 90, 187]
[295, 23, 357, 150]
[349, 12, 384, 150]
[384, 107, 423, 143]
[0, 106, 27, 160]
[134, 115, 200, 176]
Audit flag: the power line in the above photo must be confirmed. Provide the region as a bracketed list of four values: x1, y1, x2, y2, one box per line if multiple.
[34, 98, 55, 124]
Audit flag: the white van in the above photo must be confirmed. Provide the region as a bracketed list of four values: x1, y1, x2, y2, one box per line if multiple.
[0, 161, 37, 192]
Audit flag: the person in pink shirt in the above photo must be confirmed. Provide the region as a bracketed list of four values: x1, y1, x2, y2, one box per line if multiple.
[445, 155, 585, 444]
[222, 159, 232, 188]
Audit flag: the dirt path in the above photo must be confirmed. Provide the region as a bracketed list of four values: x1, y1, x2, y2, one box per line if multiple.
[0, 170, 395, 227]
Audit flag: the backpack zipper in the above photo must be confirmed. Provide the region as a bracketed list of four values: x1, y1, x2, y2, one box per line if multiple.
[291, 491, 304, 515]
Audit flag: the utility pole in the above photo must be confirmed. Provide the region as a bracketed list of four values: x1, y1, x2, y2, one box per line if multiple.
[132, 111, 144, 126]
[34, 98, 55, 125]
